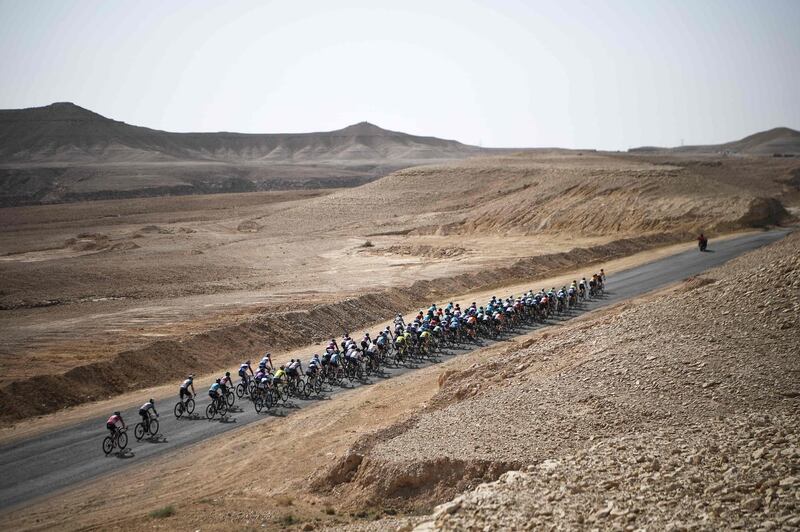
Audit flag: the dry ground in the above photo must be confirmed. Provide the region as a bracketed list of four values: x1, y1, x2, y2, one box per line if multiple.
[5, 231, 797, 532]
[0, 152, 797, 420]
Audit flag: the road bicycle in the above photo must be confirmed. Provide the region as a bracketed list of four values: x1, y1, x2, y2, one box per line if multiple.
[205, 395, 229, 420]
[134, 413, 159, 440]
[102, 427, 128, 455]
[173, 395, 195, 418]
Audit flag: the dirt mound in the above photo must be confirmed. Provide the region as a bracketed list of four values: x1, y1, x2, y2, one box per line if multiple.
[339, 232, 799, 526]
[65, 233, 110, 251]
[237, 220, 261, 233]
[316, 452, 519, 511]
[377, 245, 467, 259]
[0, 232, 683, 421]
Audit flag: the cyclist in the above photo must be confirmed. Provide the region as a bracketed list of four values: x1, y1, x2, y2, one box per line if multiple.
[307, 354, 321, 376]
[286, 358, 303, 385]
[209, 379, 223, 404]
[238, 360, 254, 388]
[272, 365, 287, 386]
[106, 411, 126, 438]
[179, 375, 195, 408]
[219, 371, 232, 396]
[258, 353, 273, 372]
[138, 399, 159, 434]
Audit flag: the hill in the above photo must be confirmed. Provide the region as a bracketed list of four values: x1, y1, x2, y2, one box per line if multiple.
[630, 126, 800, 156]
[258, 151, 797, 239]
[0, 103, 482, 205]
[0, 102, 478, 163]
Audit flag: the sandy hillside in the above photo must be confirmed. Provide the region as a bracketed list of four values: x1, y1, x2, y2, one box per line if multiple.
[317, 232, 800, 531]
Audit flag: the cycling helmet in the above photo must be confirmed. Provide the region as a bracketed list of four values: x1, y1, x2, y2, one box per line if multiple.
[215, 378, 221, 383]
[225, 371, 230, 377]
[280, 365, 285, 370]
[149, 398, 154, 404]
[246, 360, 251, 364]
[187, 375, 194, 380]
[114, 411, 121, 416]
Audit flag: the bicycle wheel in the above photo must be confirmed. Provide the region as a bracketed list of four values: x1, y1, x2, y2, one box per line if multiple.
[103, 436, 113, 455]
[118, 430, 128, 450]
[302, 381, 311, 398]
[174, 402, 184, 419]
[225, 391, 235, 408]
[254, 396, 263, 413]
[236, 383, 246, 399]
[217, 400, 228, 417]
[149, 418, 159, 436]
[205, 403, 215, 420]
[186, 398, 195, 414]
[134, 423, 145, 440]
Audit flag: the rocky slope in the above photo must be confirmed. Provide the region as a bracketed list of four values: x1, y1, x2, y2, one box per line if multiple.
[321, 231, 800, 530]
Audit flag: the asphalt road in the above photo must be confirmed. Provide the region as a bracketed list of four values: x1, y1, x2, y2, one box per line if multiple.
[0, 229, 790, 513]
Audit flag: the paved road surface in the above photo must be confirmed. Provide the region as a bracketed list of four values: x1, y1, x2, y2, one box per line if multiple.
[0, 229, 790, 512]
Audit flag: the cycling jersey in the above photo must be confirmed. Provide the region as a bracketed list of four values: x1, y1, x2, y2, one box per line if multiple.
[140, 402, 156, 414]
[107, 414, 123, 427]
[273, 369, 286, 380]
[180, 378, 192, 390]
[209, 383, 221, 395]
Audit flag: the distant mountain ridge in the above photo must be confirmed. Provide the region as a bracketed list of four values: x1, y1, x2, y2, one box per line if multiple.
[0, 102, 479, 164]
[630, 127, 800, 155]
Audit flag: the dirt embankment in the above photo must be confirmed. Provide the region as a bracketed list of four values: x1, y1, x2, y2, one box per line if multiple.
[317, 232, 799, 528]
[0, 232, 687, 421]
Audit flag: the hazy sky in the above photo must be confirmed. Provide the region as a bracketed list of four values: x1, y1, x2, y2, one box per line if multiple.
[1, 0, 798, 149]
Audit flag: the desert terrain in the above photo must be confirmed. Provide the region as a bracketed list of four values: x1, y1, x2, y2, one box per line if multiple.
[2, 221, 797, 532]
[1, 114, 799, 530]
[2, 147, 798, 422]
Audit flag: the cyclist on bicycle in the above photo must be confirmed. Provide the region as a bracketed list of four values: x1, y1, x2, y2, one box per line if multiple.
[286, 358, 303, 385]
[209, 379, 223, 404]
[219, 371, 232, 396]
[179, 375, 195, 407]
[238, 360, 254, 388]
[139, 399, 159, 433]
[307, 354, 321, 376]
[258, 353, 273, 372]
[106, 411, 126, 437]
[272, 365, 287, 386]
